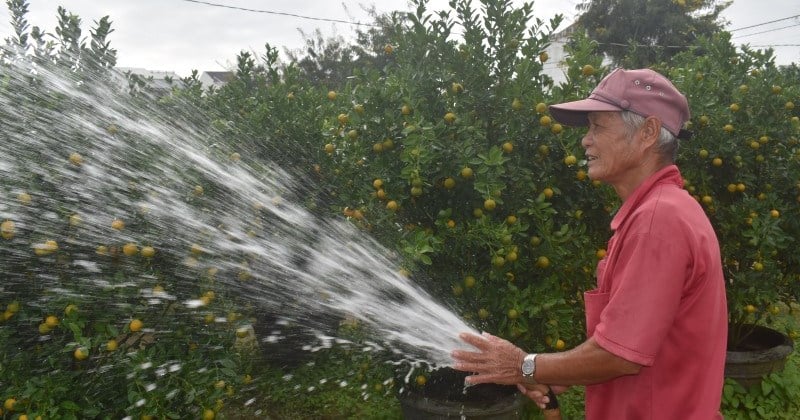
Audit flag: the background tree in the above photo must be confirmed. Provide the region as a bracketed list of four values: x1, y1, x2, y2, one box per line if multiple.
[576, 0, 730, 67]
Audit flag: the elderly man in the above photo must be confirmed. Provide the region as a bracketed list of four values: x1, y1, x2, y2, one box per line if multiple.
[451, 68, 728, 419]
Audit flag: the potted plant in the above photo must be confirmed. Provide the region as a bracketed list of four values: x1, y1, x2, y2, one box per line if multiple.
[667, 34, 799, 385]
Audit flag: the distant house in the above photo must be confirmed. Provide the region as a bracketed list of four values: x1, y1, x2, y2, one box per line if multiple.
[199, 71, 235, 90]
[114, 67, 181, 93]
[541, 22, 579, 86]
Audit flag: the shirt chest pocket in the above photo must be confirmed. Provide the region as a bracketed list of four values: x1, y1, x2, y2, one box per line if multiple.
[584, 288, 610, 337]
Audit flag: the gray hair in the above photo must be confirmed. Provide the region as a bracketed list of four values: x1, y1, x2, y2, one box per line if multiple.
[620, 111, 679, 163]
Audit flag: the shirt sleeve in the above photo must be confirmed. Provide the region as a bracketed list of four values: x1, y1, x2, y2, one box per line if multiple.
[593, 231, 689, 366]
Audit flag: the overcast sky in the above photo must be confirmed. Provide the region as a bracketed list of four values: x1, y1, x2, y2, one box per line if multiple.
[1, 1, 798, 76]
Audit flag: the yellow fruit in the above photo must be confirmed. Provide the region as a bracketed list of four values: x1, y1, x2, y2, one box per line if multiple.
[107, 339, 118, 351]
[327, 90, 337, 101]
[701, 195, 713, 205]
[536, 256, 550, 268]
[410, 186, 423, 197]
[460, 167, 474, 179]
[492, 255, 505, 267]
[347, 129, 359, 140]
[111, 219, 125, 230]
[444, 112, 457, 124]
[770, 209, 780, 218]
[698, 115, 710, 126]
[729, 103, 740, 112]
[555, 339, 566, 350]
[539, 115, 552, 126]
[375, 189, 387, 200]
[542, 188, 554, 199]
[229, 152, 241, 161]
[771, 85, 782, 94]
[446, 219, 455, 228]
[337, 113, 349, 125]
[401, 105, 412, 115]
[596, 249, 607, 259]
[190, 243, 203, 256]
[443, 177, 456, 190]
[324, 143, 335, 154]
[581, 64, 595, 76]
[193, 185, 204, 196]
[502, 142, 513, 153]
[736, 183, 746, 192]
[511, 98, 523, 111]
[1, 220, 15, 240]
[129, 319, 143, 332]
[69, 213, 81, 226]
[416, 375, 427, 386]
[4, 398, 16, 411]
[452, 285, 463, 296]
[45, 315, 59, 328]
[464, 275, 476, 289]
[712, 157, 722, 167]
[564, 155, 577, 165]
[384, 44, 394, 55]
[535, 102, 547, 114]
[785, 101, 795, 110]
[122, 242, 138, 256]
[723, 124, 734, 133]
[34, 240, 58, 256]
[65, 304, 78, 315]
[286, 92, 294, 100]
[506, 215, 517, 225]
[18, 192, 31, 205]
[38, 323, 51, 334]
[74, 347, 89, 361]
[69, 152, 83, 166]
[451, 82, 464, 94]
[202, 409, 215, 420]
[483, 199, 496, 211]
[386, 200, 398, 211]
[550, 123, 563, 134]
[745, 304, 757, 314]
[538, 51, 549, 62]
[96, 245, 108, 255]
[576, 169, 587, 181]
[507, 308, 519, 319]
[752, 262, 764, 271]
[141, 246, 155, 258]
[236, 327, 249, 338]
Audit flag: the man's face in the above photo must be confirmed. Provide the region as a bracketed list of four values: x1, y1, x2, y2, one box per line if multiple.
[582, 112, 643, 185]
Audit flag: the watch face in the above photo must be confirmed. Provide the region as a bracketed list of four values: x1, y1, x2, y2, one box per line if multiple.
[522, 357, 535, 375]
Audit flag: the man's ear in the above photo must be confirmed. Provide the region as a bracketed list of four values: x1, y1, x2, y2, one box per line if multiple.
[639, 117, 662, 148]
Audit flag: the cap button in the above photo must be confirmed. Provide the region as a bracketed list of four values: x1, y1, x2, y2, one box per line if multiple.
[620, 99, 630, 109]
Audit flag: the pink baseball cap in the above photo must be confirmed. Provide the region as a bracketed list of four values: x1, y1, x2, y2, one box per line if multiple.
[549, 68, 692, 139]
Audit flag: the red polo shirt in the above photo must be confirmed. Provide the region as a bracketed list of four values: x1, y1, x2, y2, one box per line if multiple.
[584, 165, 727, 419]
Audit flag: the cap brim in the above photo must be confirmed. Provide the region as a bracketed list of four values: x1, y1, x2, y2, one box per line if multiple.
[549, 98, 623, 127]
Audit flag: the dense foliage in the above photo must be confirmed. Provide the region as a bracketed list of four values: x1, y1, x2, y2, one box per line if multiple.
[0, 0, 798, 418]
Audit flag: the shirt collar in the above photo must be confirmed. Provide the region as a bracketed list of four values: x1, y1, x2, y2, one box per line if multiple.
[610, 165, 684, 231]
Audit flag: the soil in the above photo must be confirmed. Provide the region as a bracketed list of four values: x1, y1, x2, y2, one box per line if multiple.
[402, 367, 517, 403]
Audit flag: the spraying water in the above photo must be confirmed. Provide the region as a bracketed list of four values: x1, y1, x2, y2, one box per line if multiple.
[0, 58, 479, 372]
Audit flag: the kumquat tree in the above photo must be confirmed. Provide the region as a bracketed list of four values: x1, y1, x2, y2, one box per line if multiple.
[1, 0, 798, 419]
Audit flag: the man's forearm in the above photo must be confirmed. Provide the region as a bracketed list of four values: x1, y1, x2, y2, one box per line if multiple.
[533, 337, 641, 386]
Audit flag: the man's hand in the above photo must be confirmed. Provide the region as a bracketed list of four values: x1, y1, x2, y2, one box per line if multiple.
[450, 332, 527, 385]
[517, 383, 569, 410]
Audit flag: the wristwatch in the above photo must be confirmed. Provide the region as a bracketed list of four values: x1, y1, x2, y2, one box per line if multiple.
[521, 353, 537, 383]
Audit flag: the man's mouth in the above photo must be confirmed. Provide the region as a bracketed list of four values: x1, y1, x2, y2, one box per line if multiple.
[586, 155, 598, 162]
